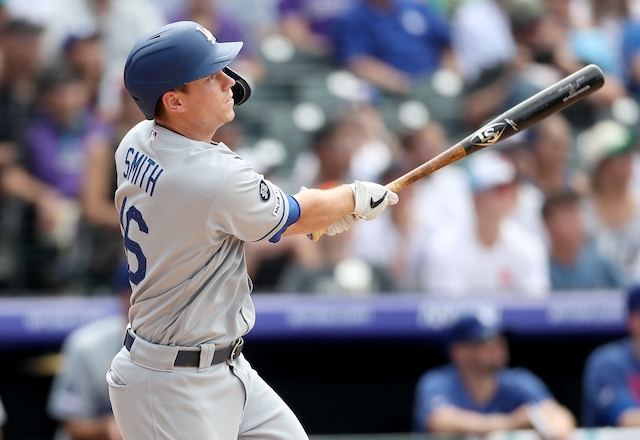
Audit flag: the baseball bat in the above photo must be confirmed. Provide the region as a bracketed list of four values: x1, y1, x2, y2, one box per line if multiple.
[310, 63, 605, 241]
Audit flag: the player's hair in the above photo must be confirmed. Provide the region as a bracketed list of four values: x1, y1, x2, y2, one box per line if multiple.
[154, 84, 190, 120]
[541, 190, 580, 219]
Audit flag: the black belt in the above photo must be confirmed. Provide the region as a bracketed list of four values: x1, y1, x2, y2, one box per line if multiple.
[124, 331, 244, 367]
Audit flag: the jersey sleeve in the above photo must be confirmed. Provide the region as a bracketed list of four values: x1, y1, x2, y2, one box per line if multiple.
[47, 333, 104, 420]
[583, 343, 639, 426]
[505, 368, 554, 404]
[211, 163, 296, 243]
[412, 369, 457, 432]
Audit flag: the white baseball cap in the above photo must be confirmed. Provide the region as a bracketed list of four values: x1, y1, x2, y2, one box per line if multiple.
[580, 119, 637, 173]
[466, 150, 517, 193]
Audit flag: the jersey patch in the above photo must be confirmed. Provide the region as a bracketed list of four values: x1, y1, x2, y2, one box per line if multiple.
[272, 187, 282, 216]
[149, 129, 158, 142]
[259, 180, 270, 202]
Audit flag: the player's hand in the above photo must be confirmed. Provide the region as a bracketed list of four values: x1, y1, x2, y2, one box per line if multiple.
[325, 213, 358, 236]
[348, 180, 398, 221]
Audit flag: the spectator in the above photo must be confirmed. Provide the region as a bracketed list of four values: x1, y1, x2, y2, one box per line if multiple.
[583, 284, 640, 427]
[350, 162, 421, 291]
[166, 0, 265, 84]
[60, 24, 105, 112]
[79, 86, 141, 293]
[418, 150, 550, 297]
[0, 18, 43, 146]
[449, 0, 517, 86]
[40, 0, 166, 118]
[277, 0, 357, 57]
[331, 0, 452, 95]
[412, 314, 575, 437]
[527, 114, 587, 196]
[17, 65, 111, 291]
[580, 119, 640, 283]
[0, 18, 45, 288]
[401, 121, 473, 241]
[47, 261, 130, 439]
[543, 190, 627, 290]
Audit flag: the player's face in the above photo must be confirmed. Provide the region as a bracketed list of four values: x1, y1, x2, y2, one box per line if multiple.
[182, 70, 236, 134]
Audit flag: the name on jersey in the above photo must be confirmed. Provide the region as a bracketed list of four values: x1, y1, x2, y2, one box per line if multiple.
[123, 147, 164, 197]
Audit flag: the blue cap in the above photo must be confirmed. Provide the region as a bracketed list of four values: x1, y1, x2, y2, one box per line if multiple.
[447, 315, 502, 346]
[627, 284, 640, 313]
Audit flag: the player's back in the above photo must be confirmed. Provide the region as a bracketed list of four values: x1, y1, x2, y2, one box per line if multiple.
[114, 120, 260, 347]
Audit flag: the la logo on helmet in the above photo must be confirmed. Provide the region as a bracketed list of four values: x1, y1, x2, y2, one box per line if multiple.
[196, 25, 216, 45]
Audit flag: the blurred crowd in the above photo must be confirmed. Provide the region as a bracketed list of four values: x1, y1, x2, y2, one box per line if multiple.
[0, 0, 638, 299]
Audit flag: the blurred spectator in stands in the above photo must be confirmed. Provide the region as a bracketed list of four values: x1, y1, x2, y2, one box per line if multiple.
[277, 226, 396, 295]
[40, 0, 165, 118]
[47, 261, 129, 440]
[0, 18, 43, 147]
[527, 114, 587, 196]
[461, 0, 626, 131]
[166, 0, 265, 84]
[583, 284, 640, 427]
[251, 121, 360, 293]
[343, 103, 400, 183]
[331, 0, 452, 95]
[450, 0, 517, 87]
[401, 121, 473, 242]
[219, 0, 280, 42]
[418, 151, 549, 297]
[413, 314, 576, 437]
[350, 162, 420, 291]
[61, 25, 104, 112]
[543, 190, 627, 291]
[291, 120, 359, 190]
[277, 0, 357, 57]
[580, 119, 640, 284]
[14, 65, 111, 291]
[0, 18, 45, 288]
[79, 86, 141, 294]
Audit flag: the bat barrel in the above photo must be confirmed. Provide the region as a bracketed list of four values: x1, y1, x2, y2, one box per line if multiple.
[461, 64, 605, 156]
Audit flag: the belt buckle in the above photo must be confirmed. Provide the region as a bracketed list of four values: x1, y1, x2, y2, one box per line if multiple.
[229, 338, 244, 361]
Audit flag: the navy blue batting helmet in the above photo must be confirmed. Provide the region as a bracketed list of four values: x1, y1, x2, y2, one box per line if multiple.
[124, 21, 251, 119]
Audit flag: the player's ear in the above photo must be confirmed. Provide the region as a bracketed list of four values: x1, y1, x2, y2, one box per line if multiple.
[161, 90, 186, 114]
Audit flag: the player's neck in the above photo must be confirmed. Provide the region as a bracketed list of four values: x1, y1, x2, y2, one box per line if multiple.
[459, 368, 498, 405]
[155, 118, 217, 144]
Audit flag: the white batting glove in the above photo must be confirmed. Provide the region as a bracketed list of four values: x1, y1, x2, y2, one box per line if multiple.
[348, 180, 399, 221]
[326, 213, 358, 236]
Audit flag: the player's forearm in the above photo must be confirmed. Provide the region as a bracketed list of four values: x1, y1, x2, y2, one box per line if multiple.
[537, 401, 576, 439]
[427, 407, 524, 436]
[617, 408, 640, 427]
[64, 416, 118, 440]
[283, 185, 354, 236]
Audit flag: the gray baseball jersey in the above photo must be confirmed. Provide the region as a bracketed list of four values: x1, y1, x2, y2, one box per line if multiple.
[114, 120, 293, 347]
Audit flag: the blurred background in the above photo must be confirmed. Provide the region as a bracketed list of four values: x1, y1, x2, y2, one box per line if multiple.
[2, 0, 640, 438]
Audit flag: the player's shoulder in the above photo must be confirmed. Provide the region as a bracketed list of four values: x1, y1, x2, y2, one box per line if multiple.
[500, 366, 543, 384]
[586, 337, 633, 370]
[418, 364, 457, 385]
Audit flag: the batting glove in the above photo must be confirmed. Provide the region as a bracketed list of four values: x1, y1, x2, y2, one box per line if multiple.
[326, 213, 358, 236]
[348, 180, 399, 221]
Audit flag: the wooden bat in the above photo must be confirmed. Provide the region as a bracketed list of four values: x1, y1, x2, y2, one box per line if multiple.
[310, 63, 605, 241]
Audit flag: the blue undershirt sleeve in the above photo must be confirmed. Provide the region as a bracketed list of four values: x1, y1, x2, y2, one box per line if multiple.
[269, 194, 301, 243]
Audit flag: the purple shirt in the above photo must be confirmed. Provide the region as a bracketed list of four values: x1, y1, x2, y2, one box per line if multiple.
[25, 111, 111, 198]
[278, 0, 357, 37]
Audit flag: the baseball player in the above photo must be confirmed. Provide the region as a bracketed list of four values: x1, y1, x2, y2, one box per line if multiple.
[107, 20, 398, 439]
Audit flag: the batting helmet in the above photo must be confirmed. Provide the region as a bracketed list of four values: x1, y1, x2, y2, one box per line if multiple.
[124, 21, 251, 120]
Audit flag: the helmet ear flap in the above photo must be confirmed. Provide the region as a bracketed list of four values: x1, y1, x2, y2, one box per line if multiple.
[223, 67, 251, 106]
